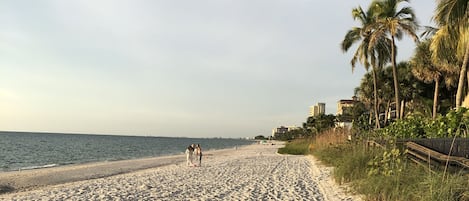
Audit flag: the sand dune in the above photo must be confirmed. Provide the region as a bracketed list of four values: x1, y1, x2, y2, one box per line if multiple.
[0, 142, 361, 200]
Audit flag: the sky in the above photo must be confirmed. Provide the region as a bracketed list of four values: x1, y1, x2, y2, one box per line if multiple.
[0, 0, 436, 138]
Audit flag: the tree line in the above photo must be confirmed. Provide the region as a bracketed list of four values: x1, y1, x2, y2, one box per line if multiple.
[274, 0, 468, 140]
[342, 0, 468, 130]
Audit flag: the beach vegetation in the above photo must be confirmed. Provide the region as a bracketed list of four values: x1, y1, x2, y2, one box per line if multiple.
[430, 0, 469, 108]
[369, 107, 469, 139]
[368, 0, 419, 119]
[354, 59, 442, 128]
[285, 0, 469, 199]
[341, 3, 389, 129]
[304, 114, 336, 134]
[309, 129, 469, 201]
[273, 114, 336, 141]
[274, 128, 309, 141]
[277, 0, 469, 197]
[410, 39, 459, 119]
[277, 138, 313, 155]
[342, 0, 467, 126]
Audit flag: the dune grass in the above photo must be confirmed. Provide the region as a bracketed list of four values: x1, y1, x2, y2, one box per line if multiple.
[285, 129, 469, 200]
[277, 138, 313, 155]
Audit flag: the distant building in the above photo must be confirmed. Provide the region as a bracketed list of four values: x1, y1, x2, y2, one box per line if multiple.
[272, 126, 300, 138]
[309, 102, 326, 117]
[335, 96, 358, 130]
[337, 97, 358, 116]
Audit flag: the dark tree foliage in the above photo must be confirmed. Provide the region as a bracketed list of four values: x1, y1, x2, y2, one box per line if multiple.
[305, 114, 336, 134]
[273, 114, 337, 141]
[254, 135, 267, 140]
[274, 129, 309, 141]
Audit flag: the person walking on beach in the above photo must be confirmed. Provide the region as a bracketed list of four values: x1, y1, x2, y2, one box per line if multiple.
[185, 145, 194, 166]
[194, 144, 202, 166]
[191, 144, 196, 164]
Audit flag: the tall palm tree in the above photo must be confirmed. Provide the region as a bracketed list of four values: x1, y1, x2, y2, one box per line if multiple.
[430, 0, 468, 108]
[411, 40, 458, 118]
[368, 0, 419, 119]
[341, 5, 390, 129]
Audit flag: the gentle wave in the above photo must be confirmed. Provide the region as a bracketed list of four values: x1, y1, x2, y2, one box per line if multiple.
[18, 164, 58, 171]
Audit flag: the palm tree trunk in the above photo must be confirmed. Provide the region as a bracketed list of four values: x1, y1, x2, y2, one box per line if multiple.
[372, 67, 380, 129]
[368, 109, 373, 126]
[391, 36, 400, 119]
[456, 43, 469, 108]
[456, 68, 466, 108]
[400, 100, 405, 118]
[433, 78, 440, 119]
[464, 44, 469, 105]
[384, 100, 390, 125]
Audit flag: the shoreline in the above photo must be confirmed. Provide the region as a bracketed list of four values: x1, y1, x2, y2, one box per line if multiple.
[0, 144, 252, 194]
[0, 141, 361, 200]
[0, 132, 255, 174]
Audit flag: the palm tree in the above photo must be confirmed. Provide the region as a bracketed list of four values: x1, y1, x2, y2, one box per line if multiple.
[368, 0, 419, 119]
[430, 0, 469, 108]
[377, 65, 395, 124]
[356, 72, 378, 126]
[411, 40, 458, 118]
[341, 5, 391, 129]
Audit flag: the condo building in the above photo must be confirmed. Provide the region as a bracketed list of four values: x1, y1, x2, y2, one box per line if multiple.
[271, 126, 300, 138]
[309, 102, 325, 117]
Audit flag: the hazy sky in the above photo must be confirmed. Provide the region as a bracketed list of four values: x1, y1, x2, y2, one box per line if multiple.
[0, 1, 436, 138]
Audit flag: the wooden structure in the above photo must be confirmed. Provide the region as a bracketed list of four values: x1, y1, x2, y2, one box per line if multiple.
[405, 141, 469, 169]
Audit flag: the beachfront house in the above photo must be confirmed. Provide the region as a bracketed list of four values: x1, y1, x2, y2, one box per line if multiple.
[271, 126, 300, 138]
[335, 97, 358, 130]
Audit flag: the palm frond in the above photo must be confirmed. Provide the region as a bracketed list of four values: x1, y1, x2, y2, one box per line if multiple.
[420, 26, 438, 39]
[398, 21, 419, 42]
[433, 0, 468, 27]
[367, 22, 387, 53]
[352, 7, 367, 23]
[431, 25, 460, 64]
[456, 26, 469, 59]
[341, 28, 362, 52]
[395, 6, 416, 19]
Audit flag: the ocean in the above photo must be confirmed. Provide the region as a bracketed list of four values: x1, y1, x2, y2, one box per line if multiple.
[0, 131, 254, 172]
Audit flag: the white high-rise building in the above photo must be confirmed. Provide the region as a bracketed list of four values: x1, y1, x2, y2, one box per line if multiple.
[309, 106, 317, 116]
[309, 102, 326, 117]
[317, 103, 325, 115]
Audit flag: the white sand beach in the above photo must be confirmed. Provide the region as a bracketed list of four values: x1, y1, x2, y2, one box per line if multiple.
[0, 142, 361, 201]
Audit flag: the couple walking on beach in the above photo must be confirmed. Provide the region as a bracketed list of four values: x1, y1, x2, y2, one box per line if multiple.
[185, 144, 202, 167]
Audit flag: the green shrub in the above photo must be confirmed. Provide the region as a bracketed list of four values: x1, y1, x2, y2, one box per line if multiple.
[424, 107, 469, 138]
[367, 148, 404, 177]
[374, 113, 427, 138]
[373, 108, 469, 139]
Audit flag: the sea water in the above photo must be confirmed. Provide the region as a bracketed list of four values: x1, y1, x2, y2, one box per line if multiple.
[0, 131, 254, 172]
